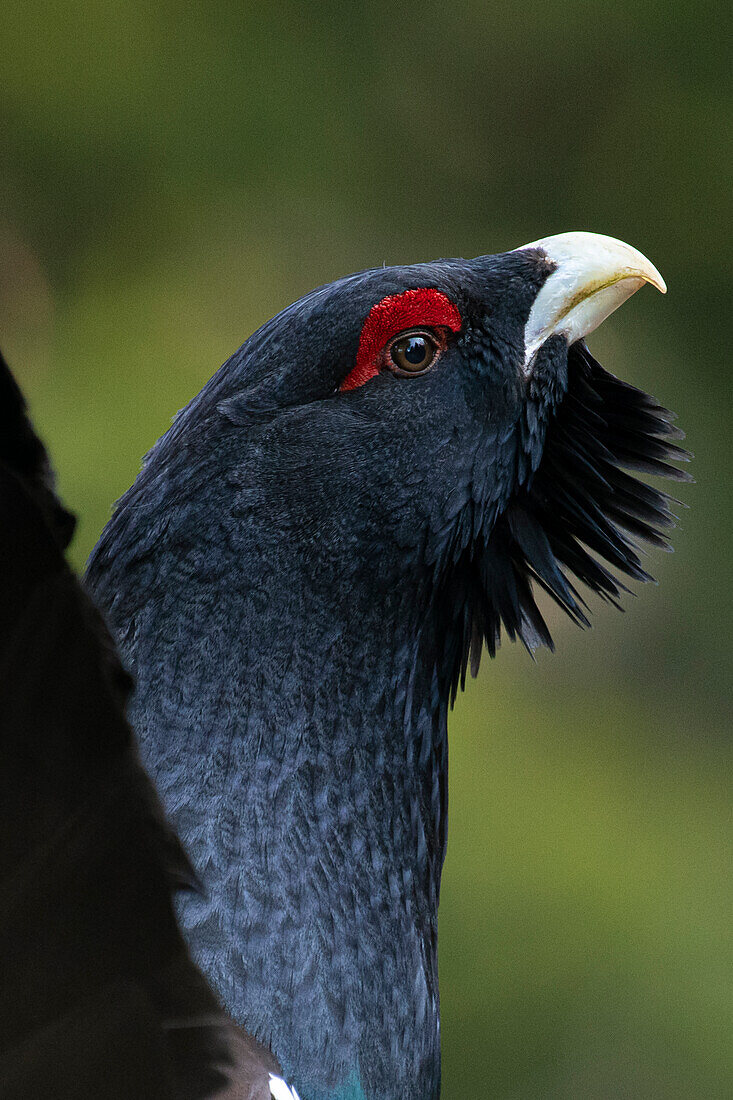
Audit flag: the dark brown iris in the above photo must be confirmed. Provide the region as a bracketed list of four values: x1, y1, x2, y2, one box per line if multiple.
[389, 330, 439, 375]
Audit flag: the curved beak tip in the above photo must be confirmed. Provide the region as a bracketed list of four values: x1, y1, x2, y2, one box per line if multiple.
[516, 231, 667, 369]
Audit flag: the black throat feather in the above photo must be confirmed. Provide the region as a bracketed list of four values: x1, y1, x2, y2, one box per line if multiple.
[447, 341, 691, 699]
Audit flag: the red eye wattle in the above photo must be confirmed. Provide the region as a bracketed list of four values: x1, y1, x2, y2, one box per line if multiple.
[340, 288, 462, 392]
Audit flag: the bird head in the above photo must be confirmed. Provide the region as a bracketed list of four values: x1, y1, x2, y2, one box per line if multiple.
[96, 231, 686, 700]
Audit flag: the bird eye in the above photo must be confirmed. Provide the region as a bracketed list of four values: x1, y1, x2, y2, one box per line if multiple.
[388, 330, 439, 376]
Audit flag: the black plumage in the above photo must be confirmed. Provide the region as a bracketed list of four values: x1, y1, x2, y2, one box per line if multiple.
[1, 234, 689, 1100]
[448, 338, 689, 685]
[0, 349, 281, 1099]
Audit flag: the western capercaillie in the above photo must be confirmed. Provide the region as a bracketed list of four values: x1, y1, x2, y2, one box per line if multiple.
[1, 232, 689, 1100]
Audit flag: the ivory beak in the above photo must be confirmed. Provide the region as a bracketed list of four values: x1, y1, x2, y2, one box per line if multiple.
[516, 231, 666, 372]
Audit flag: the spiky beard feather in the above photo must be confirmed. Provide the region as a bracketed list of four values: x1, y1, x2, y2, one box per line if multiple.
[447, 341, 690, 698]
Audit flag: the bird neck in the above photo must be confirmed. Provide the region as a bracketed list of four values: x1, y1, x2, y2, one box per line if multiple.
[117, 562, 448, 1100]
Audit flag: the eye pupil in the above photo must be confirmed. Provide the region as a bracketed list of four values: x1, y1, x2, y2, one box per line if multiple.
[403, 337, 428, 365]
[390, 331, 438, 374]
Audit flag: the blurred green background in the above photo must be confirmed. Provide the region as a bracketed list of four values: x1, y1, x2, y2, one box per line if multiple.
[1, 1, 730, 1095]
